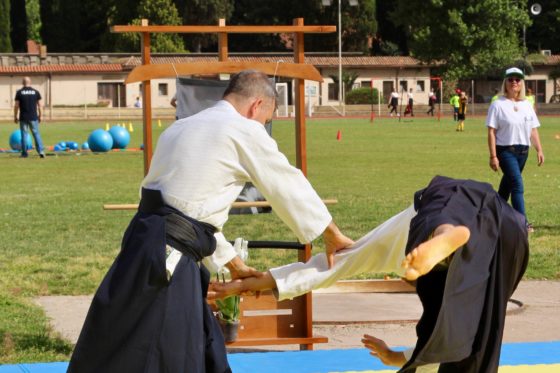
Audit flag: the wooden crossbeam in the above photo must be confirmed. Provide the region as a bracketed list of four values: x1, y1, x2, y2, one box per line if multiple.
[125, 61, 324, 84]
[111, 25, 336, 34]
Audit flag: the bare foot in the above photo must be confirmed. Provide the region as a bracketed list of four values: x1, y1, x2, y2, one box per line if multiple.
[402, 224, 470, 281]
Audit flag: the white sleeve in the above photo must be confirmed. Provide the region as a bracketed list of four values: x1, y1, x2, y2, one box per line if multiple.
[486, 102, 498, 128]
[202, 232, 237, 274]
[237, 129, 332, 244]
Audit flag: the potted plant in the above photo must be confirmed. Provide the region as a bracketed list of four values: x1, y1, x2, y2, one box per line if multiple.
[215, 295, 240, 342]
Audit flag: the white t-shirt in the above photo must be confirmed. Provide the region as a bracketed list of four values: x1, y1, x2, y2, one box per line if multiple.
[391, 92, 399, 99]
[142, 100, 332, 271]
[486, 96, 540, 146]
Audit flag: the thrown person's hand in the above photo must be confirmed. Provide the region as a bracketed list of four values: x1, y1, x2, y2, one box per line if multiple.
[323, 221, 354, 269]
[207, 280, 243, 300]
[361, 334, 406, 368]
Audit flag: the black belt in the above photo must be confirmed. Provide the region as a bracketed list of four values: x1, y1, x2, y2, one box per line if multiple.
[139, 188, 217, 261]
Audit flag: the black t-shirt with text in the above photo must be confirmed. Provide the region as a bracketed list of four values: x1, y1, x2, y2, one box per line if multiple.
[15, 87, 42, 121]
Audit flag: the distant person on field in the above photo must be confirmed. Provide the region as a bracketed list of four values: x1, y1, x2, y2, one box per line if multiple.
[526, 87, 536, 109]
[449, 89, 460, 121]
[404, 88, 414, 116]
[456, 91, 468, 132]
[426, 89, 436, 116]
[14, 76, 45, 158]
[388, 88, 399, 117]
[134, 96, 142, 108]
[491, 88, 500, 103]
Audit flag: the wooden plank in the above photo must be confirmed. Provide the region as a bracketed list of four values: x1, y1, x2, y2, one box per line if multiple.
[226, 336, 328, 347]
[124, 61, 324, 84]
[313, 279, 415, 294]
[103, 199, 338, 211]
[111, 25, 336, 34]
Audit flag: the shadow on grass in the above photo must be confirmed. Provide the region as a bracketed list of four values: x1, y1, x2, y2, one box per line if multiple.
[1, 330, 72, 359]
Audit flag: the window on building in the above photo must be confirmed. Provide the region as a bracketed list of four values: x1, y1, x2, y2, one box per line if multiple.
[399, 80, 408, 92]
[416, 81, 425, 92]
[525, 79, 546, 103]
[328, 82, 339, 101]
[158, 83, 168, 96]
[98, 82, 126, 107]
[361, 80, 372, 88]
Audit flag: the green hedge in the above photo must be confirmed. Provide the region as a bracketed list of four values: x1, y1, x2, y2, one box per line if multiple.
[345, 87, 384, 105]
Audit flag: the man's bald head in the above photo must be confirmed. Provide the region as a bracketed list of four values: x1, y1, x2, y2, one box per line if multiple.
[22, 77, 31, 86]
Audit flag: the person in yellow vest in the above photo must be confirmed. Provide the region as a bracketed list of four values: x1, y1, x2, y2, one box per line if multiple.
[491, 88, 500, 103]
[526, 88, 536, 110]
[456, 91, 468, 132]
[449, 89, 460, 121]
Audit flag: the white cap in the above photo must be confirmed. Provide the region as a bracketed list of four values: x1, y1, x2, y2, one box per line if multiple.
[505, 67, 524, 79]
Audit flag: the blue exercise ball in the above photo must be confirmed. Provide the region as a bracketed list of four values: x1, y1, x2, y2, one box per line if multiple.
[68, 141, 79, 150]
[9, 130, 33, 151]
[57, 141, 67, 150]
[87, 129, 113, 152]
[53, 144, 64, 152]
[81, 142, 90, 150]
[108, 126, 130, 149]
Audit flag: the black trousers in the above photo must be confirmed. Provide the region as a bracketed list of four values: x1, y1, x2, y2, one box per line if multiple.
[68, 189, 231, 373]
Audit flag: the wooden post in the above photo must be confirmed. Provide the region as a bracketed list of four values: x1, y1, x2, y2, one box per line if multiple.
[293, 18, 307, 178]
[293, 17, 313, 351]
[218, 19, 228, 62]
[141, 19, 153, 175]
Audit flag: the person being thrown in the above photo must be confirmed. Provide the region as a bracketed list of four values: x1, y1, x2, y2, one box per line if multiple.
[211, 175, 529, 373]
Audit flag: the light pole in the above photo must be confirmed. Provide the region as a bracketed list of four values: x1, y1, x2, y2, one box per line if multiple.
[322, 0, 358, 116]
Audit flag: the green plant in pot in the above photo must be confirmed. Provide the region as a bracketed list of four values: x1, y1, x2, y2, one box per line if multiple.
[216, 294, 240, 342]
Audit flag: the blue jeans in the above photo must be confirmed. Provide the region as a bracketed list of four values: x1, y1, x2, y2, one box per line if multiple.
[20, 120, 44, 156]
[497, 145, 529, 219]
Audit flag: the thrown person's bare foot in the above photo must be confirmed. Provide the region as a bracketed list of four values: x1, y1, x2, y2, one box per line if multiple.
[402, 224, 470, 281]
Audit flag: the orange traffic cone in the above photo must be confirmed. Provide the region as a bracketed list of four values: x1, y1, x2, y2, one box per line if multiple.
[336, 130, 341, 141]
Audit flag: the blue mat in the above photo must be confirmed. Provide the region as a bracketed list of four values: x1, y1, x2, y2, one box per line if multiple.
[1, 341, 559, 373]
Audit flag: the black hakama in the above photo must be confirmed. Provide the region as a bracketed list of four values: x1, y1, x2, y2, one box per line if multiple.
[400, 176, 529, 373]
[68, 189, 231, 373]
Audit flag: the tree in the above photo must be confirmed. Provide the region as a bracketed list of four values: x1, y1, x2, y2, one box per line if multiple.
[10, 0, 27, 52]
[525, 1, 560, 54]
[390, 0, 530, 79]
[0, 0, 12, 52]
[182, 0, 234, 52]
[113, 0, 186, 52]
[39, 0, 81, 52]
[26, 0, 42, 43]
[229, 0, 376, 53]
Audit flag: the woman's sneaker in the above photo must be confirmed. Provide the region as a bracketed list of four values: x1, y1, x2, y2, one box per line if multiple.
[526, 222, 535, 233]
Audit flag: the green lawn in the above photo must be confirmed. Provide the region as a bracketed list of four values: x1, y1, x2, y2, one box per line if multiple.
[0, 115, 559, 362]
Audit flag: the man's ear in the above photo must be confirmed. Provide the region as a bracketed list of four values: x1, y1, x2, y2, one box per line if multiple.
[247, 98, 262, 119]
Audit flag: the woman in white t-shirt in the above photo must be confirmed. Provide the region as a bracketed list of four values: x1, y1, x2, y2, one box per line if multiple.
[486, 67, 544, 232]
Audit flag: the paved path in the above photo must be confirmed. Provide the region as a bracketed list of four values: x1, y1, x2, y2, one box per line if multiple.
[35, 280, 560, 351]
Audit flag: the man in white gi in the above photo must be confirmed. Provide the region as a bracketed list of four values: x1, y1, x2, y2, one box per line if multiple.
[68, 70, 353, 373]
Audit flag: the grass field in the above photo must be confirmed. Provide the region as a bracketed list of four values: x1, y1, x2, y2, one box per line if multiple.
[1, 115, 559, 363]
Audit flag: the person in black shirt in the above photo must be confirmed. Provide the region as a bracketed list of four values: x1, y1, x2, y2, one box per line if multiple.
[14, 77, 45, 158]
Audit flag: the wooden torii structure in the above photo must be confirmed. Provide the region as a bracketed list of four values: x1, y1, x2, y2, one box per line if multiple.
[111, 19, 336, 350]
